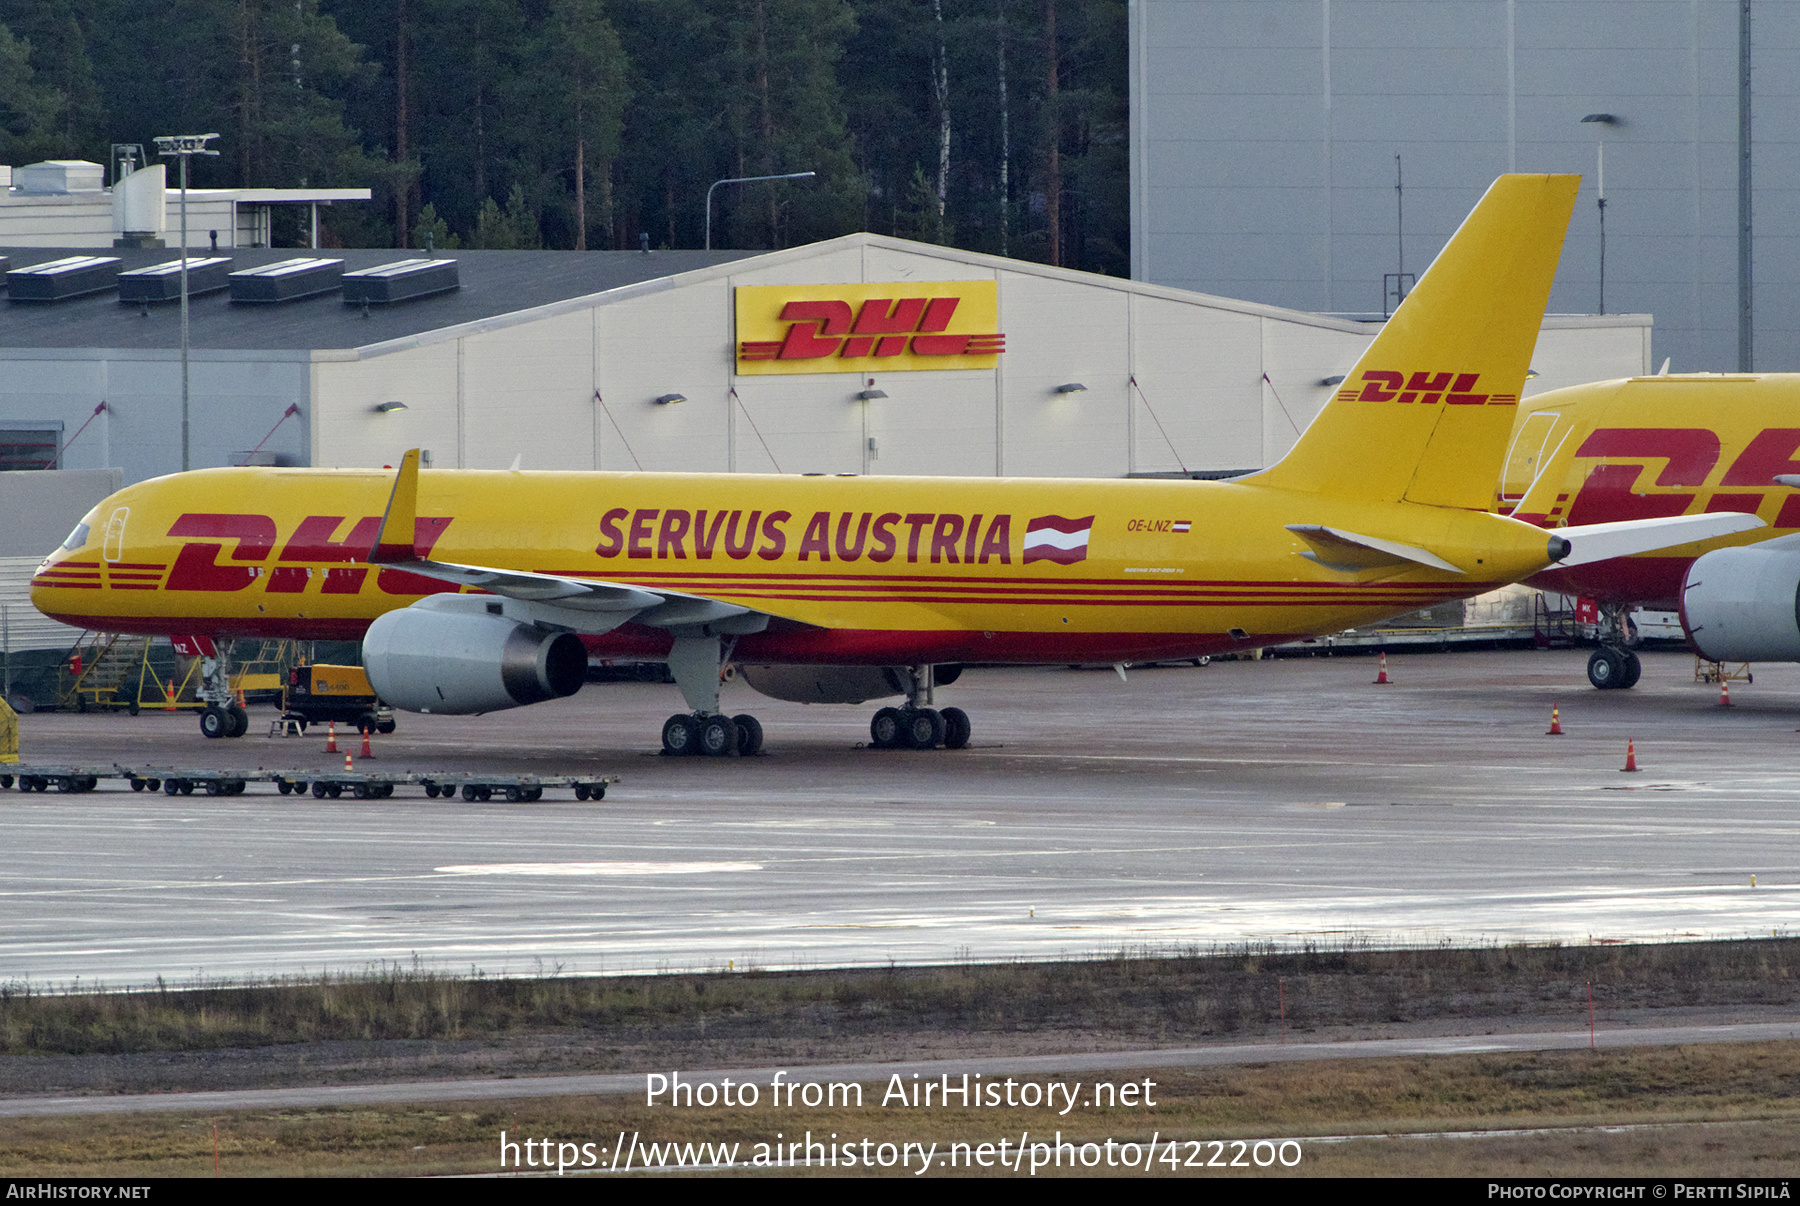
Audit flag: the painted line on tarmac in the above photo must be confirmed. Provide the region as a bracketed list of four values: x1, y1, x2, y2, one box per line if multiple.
[3, 1021, 1798, 1118]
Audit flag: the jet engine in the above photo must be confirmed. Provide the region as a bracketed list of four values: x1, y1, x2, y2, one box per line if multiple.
[363, 601, 587, 714]
[1678, 543, 1800, 663]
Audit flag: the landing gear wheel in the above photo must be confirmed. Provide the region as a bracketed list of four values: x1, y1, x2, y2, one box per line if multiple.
[1618, 649, 1642, 689]
[200, 706, 228, 738]
[732, 713, 764, 756]
[661, 713, 700, 756]
[903, 707, 946, 749]
[226, 703, 249, 738]
[1587, 648, 1626, 690]
[699, 714, 739, 757]
[940, 706, 971, 750]
[870, 707, 903, 749]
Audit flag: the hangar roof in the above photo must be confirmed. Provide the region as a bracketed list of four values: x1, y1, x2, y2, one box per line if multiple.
[0, 246, 758, 353]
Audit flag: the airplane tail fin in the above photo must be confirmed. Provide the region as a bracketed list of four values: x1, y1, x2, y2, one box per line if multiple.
[1248, 174, 1579, 509]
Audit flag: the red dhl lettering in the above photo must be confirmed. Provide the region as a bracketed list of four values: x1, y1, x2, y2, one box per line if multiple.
[1514, 427, 1800, 529]
[596, 509, 1015, 565]
[738, 295, 1004, 362]
[1356, 370, 1498, 405]
[164, 514, 456, 594]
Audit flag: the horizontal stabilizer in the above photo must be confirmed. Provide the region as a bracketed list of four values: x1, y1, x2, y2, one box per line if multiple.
[1553, 512, 1767, 569]
[1287, 524, 1464, 574]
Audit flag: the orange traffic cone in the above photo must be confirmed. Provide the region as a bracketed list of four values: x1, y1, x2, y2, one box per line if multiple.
[1719, 679, 1733, 707]
[1621, 739, 1639, 773]
[1373, 652, 1391, 685]
[344, 752, 353, 772]
[1547, 704, 1564, 736]
[360, 728, 373, 758]
[324, 721, 338, 753]
[164, 679, 176, 711]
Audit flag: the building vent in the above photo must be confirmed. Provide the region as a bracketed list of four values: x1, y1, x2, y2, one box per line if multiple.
[228, 257, 344, 303]
[118, 257, 234, 303]
[342, 258, 459, 305]
[6, 256, 121, 302]
[13, 159, 105, 194]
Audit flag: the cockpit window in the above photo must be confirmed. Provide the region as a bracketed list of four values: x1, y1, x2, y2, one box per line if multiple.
[60, 522, 90, 552]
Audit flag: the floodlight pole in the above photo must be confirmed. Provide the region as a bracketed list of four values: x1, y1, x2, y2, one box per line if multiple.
[705, 172, 816, 250]
[154, 134, 221, 473]
[1580, 114, 1617, 317]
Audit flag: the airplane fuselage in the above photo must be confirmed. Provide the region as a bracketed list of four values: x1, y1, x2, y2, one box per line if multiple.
[32, 467, 1558, 664]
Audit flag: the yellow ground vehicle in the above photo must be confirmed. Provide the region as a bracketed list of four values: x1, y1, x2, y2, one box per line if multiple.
[282, 664, 396, 734]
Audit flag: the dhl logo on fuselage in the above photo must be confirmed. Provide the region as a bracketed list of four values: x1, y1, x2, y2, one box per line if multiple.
[1336, 370, 1517, 407]
[26, 513, 464, 595]
[735, 281, 1003, 374]
[1517, 426, 1800, 529]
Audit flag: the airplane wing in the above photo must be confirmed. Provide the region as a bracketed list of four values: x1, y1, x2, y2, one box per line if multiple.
[1550, 512, 1767, 568]
[365, 449, 779, 632]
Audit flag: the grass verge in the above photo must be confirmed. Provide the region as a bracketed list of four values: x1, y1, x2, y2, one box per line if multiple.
[4, 938, 1797, 1058]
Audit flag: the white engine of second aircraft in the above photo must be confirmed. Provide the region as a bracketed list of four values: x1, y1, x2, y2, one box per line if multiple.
[363, 596, 588, 714]
[1678, 543, 1800, 663]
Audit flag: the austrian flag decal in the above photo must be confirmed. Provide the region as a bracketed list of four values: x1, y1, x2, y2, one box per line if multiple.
[1022, 514, 1095, 566]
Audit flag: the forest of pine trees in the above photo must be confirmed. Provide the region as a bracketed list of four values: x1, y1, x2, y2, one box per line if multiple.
[0, 1, 1127, 275]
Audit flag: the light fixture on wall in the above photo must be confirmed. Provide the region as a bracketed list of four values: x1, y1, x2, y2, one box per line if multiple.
[1055, 382, 1088, 394]
[856, 388, 887, 401]
[1319, 375, 1346, 387]
[373, 400, 408, 413]
[654, 393, 687, 405]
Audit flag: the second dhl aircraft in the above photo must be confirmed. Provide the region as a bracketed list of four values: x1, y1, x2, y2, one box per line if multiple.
[1496, 373, 1800, 690]
[30, 175, 1761, 755]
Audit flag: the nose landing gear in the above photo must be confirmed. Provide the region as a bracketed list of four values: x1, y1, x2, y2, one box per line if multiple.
[1588, 604, 1642, 690]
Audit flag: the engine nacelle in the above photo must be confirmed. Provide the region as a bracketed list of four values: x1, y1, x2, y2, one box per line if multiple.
[740, 664, 908, 705]
[363, 598, 587, 714]
[1679, 544, 1800, 662]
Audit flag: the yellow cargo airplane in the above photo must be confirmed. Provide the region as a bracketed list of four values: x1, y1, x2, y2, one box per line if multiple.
[1501, 371, 1800, 689]
[31, 175, 1762, 754]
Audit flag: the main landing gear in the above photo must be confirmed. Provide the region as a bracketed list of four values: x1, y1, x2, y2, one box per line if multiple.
[661, 711, 764, 757]
[657, 627, 767, 757]
[1587, 603, 1642, 690]
[868, 666, 970, 750]
[196, 642, 250, 738]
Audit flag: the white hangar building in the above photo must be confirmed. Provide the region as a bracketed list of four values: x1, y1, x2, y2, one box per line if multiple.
[0, 233, 1645, 489]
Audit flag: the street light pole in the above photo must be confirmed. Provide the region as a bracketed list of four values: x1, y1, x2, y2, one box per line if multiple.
[154, 133, 220, 473]
[705, 172, 816, 250]
[1580, 114, 1617, 317]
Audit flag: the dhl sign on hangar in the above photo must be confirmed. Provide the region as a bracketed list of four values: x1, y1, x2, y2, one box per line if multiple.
[735, 281, 1004, 374]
